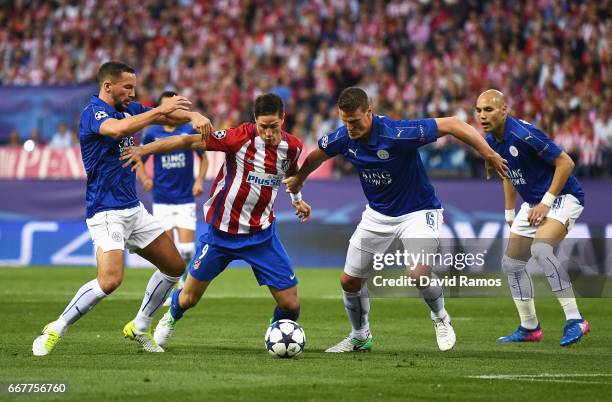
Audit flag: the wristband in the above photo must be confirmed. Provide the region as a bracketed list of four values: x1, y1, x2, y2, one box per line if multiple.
[290, 192, 302, 202]
[541, 192, 556, 207]
[504, 209, 515, 222]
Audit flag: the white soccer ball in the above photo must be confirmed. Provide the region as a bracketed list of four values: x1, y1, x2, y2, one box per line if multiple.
[264, 319, 306, 358]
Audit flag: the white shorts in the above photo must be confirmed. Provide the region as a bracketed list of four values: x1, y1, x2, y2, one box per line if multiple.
[152, 202, 197, 232]
[86, 203, 165, 253]
[510, 194, 584, 238]
[346, 205, 444, 278]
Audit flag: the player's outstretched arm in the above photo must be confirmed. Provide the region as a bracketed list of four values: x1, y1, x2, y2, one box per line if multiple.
[283, 148, 330, 193]
[435, 116, 509, 179]
[120, 134, 205, 171]
[527, 152, 575, 226]
[99, 96, 192, 139]
[156, 110, 213, 140]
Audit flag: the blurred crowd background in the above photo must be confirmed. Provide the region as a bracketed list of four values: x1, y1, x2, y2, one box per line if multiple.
[0, 0, 610, 178]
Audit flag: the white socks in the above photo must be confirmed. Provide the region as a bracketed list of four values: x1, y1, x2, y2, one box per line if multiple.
[134, 270, 180, 332]
[343, 283, 371, 340]
[513, 299, 539, 329]
[58, 279, 108, 334]
[419, 273, 447, 320]
[554, 287, 582, 320]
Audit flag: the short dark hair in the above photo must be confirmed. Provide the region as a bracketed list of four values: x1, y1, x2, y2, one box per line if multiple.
[97, 61, 135, 86]
[253, 93, 284, 118]
[158, 90, 178, 105]
[338, 87, 369, 112]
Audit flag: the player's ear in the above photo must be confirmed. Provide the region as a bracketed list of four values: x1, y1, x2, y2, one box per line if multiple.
[103, 80, 112, 93]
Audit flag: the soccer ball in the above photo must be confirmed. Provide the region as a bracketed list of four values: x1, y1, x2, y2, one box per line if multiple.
[264, 319, 306, 358]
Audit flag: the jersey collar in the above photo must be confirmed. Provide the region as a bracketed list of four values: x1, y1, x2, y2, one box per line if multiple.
[91, 95, 115, 111]
[368, 115, 382, 146]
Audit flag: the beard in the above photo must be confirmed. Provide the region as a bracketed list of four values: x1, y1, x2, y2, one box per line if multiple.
[112, 94, 129, 111]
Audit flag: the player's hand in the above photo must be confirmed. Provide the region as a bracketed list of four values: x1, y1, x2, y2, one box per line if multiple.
[156, 95, 192, 115]
[485, 153, 509, 179]
[143, 177, 153, 192]
[292, 200, 311, 223]
[120, 146, 145, 171]
[192, 180, 204, 197]
[282, 175, 304, 193]
[506, 220, 513, 228]
[191, 113, 213, 140]
[528, 203, 549, 226]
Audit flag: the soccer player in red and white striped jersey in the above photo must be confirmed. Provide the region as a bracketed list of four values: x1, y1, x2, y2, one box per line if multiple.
[120, 93, 310, 348]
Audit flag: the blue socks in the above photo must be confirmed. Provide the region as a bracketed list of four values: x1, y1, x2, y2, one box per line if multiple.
[273, 305, 300, 322]
[170, 289, 185, 320]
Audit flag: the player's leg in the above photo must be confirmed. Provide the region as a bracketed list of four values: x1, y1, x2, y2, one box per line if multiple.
[497, 231, 543, 342]
[268, 285, 300, 322]
[532, 200, 589, 346]
[175, 203, 197, 267]
[163, 203, 196, 305]
[33, 210, 129, 356]
[176, 226, 196, 285]
[118, 205, 183, 351]
[154, 239, 232, 347]
[153, 203, 183, 307]
[239, 233, 301, 322]
[325, 245, 375, 352]
[399, 209, 455, 351]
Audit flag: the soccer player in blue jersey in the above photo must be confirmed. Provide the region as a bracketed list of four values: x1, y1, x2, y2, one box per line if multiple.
[32, 61, 213, 356]
[284, 87, 508, 352]
[476, 89, 590, 346]
[136, 91, 209, 302]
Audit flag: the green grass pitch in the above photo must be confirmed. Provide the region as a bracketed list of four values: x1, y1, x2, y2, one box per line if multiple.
[1, 267, 611, 401]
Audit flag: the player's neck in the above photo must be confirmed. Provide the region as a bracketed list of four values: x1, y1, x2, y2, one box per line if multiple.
[163, 125, 175, 132]
[492, 116, 507, 141]
[98, 92, 115, 109]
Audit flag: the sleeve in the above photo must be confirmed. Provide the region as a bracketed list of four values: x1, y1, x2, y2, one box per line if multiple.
[84, 105, 111, 135]
[521, 124, 562, 163]
[205, 127, 245, 153]
[287, 136, 303, 174]
[318, 129, 346, 157]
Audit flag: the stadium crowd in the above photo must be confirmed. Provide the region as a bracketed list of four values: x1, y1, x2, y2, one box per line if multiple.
[0, 0, 610, 177]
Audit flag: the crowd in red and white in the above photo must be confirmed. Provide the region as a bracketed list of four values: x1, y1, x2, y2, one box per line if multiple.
[0, 0, 610, 177]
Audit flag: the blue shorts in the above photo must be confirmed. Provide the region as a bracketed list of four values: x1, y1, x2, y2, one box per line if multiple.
[188, 231, 298, 290]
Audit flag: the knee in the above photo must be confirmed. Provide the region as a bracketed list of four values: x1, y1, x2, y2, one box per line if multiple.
[501, 255, 528, 273]
[407, 265, 433, 289]
[164, 258, 186, 278]
[279, 299, 300, 313]
[98, 273, 123, 294]
[340, 274, 362, 293]
[530, 242, 553, 262]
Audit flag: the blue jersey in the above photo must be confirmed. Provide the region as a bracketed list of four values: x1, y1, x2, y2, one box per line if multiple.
[485, 116, 584, 205]
[79, 95, 151, 218]
[142, 124, 202, 204]
[318, 115, 442, 216]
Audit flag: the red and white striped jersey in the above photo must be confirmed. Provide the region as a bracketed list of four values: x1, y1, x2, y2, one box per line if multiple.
[203, 123, 303, 234]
